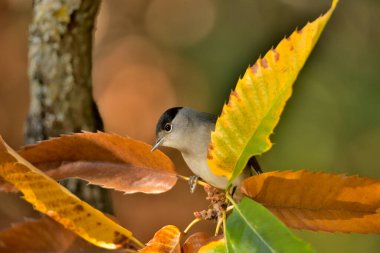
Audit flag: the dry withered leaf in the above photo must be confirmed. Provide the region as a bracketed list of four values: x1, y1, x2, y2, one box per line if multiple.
[0, 217, 76, 253]
[0, 216, 118, 253]
[1, 132, 177, 194]
[241, 170, 380, 233]
[0, 136, 143, 250]
[140, 225, 181, 253]
[182, 232, 223, 253]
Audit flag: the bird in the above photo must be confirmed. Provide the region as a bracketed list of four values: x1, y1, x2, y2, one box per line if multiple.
[151, 107, 262, 191]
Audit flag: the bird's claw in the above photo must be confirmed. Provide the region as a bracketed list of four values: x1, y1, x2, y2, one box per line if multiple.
[188, 175, 199, 193]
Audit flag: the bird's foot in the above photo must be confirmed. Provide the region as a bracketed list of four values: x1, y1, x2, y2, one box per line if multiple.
[188, 175, 199, 193]
[177, 174, 209, 193]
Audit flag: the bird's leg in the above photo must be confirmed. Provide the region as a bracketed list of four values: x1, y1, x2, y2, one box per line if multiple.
[188, 175, 199, 193]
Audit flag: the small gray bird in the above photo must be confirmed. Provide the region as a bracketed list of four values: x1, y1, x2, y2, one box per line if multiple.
[151, 107, 262, 190]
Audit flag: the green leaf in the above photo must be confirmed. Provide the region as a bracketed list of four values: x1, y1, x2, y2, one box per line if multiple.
[226, 198, 315, 253]
[207, 0, 338, 183]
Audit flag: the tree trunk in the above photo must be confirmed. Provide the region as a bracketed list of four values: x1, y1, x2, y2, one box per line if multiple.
[26, 0, 111, 212]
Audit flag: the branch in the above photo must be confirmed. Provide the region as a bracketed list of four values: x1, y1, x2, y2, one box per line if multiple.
[27, 0, 102, 142]
[26, 0, 110, 212]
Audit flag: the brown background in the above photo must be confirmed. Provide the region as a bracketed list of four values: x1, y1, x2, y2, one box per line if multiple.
[1, 0, 380, 252]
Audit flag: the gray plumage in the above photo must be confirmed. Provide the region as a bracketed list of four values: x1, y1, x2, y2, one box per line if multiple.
[152, 107, 261, 189]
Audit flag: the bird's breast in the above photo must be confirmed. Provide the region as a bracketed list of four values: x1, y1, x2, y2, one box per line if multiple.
[181, 153, 229, 189]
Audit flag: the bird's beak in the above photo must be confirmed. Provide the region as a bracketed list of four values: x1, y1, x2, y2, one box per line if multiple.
[151, 138, 164, 152]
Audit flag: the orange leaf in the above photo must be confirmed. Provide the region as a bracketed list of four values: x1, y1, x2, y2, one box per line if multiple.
[241, 170, 380, 233]
[182, 233, 223, 253]
[0, 132, 177, 194]
[140, 225, 181, 253]
[0, 136, 143, 249]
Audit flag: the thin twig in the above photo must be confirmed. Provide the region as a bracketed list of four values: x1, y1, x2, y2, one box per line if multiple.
[177, 174, 209, 187]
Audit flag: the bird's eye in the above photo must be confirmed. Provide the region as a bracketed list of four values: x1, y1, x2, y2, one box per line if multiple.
[164, 123, 172, 132]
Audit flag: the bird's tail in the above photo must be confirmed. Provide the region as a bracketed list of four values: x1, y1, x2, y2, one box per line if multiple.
[248, 156, 263, 175]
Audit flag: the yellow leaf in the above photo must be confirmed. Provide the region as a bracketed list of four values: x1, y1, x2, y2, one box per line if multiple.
[241, 170, 380, 233]
[140, 225, 181, 253]
[0, 136, 143, 250]
[182, 232, 223, 253]
[207, 0, 338, 183]
[198, 239, 226, 253]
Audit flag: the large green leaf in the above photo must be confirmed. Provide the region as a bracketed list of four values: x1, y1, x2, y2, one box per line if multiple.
[207, 0, 338, 183]
[226, 198, 315, 253]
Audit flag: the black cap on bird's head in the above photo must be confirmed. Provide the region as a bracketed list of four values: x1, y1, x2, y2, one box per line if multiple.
[155, 107, 183, 136]
[152, 107, 183, 151]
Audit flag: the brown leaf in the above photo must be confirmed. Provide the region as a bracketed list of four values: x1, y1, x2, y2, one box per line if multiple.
[182, 233, 223, 253]
[0, 217, 76, 253]
[0, 132, 177, 194]
[0, 136, 144, 250]
[0, 216, 114, 253]
[0, 217, 81, 253]
[241, 170, 380, 233]
[140, 225, 181, 253]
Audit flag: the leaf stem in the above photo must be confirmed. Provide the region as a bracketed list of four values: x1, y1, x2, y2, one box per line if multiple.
[222, 206, 228, 251]
[124, 249, 139, 253]
[184, 218, 202, 234]
[225, 192, 237, 207]
[130, 236, 145, 249]
[215, 213, 224, 236]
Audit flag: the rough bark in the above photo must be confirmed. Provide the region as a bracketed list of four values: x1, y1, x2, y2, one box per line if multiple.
[26, 0, 110, 212]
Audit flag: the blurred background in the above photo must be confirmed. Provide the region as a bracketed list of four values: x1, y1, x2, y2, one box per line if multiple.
[1, 0, 380, 252]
